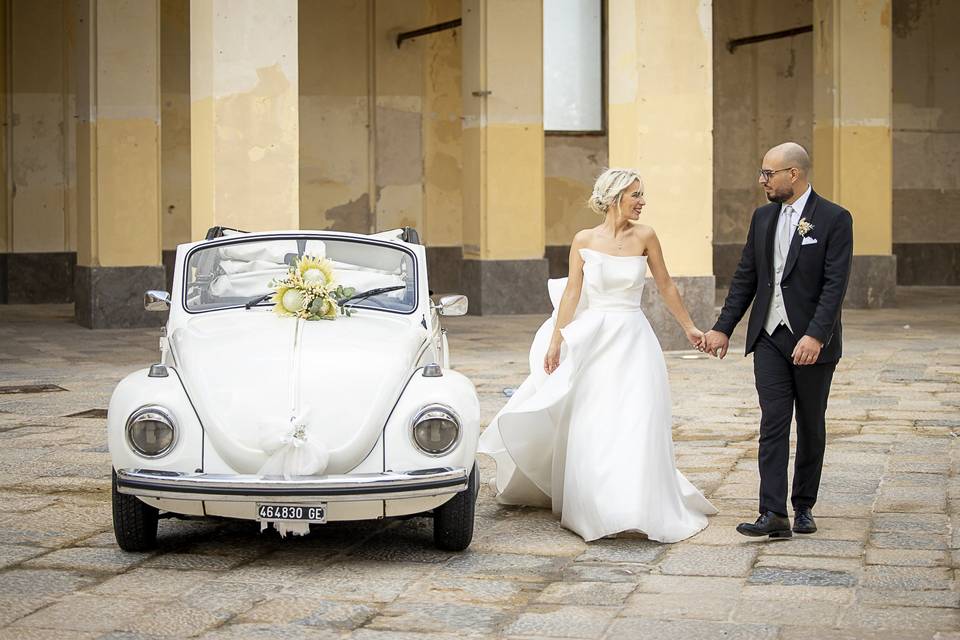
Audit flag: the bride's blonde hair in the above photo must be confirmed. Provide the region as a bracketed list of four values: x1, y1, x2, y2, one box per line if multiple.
[587, 168, 641, 216]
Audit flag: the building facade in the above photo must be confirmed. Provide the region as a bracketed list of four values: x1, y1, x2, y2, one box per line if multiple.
[0, 0, 956, 348]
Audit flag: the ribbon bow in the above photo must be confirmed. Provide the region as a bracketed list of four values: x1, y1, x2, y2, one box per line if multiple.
[257, 406, 330, 480]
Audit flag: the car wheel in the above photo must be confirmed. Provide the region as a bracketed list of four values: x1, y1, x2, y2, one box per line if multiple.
[433, 462, 478, 551]
[112, 469, 159, 551]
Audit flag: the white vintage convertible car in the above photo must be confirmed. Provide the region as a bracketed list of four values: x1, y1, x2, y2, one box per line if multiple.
[108, 227, 480, 551]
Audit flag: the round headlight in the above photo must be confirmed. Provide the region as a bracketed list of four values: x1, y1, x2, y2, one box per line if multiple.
[411, 405, 461, 456]
[126, 406, 177, 458]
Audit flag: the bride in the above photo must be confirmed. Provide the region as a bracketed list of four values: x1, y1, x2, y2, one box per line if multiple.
[478, 168, 717, 542]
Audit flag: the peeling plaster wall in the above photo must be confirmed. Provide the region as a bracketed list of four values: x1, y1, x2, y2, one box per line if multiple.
[375, 1, 426, 233]
[298, 0, 428, 235]
[712, 0, 813, 283]
[545, 135, 606, 245]
[76, 0, 161, 268]
[0, 0, 8, 254]
[544, 133, 606, 276]
[161, 0, 191, 250]
[422, 0, 462, 248]
[190, 0, 300, 236]
[10, 0, 73, 253]
[892, 0, 960, 284]
[299, 0, 372, 233]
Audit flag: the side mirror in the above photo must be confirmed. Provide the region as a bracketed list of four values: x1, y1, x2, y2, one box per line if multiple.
[438, 294, 468, 317]
[144, 290, 171, 312]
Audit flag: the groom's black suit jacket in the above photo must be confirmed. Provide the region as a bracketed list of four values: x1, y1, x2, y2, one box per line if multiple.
[713, 190, 853, 363]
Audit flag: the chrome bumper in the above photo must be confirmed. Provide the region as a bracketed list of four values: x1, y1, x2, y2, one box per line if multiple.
[115, 467, 468, 503]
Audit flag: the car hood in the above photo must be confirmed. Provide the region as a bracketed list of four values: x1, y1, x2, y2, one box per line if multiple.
[171, 311, 427, 474]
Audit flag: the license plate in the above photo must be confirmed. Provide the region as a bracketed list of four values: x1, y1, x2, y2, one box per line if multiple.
[256, 503, 326, 523]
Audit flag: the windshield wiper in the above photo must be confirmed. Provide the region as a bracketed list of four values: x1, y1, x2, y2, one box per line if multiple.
[244, 292, 274, 309]
[245, 284, 405, 311]
[338, 285, 406, 307]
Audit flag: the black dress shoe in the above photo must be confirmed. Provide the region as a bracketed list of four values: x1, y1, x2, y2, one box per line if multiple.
[793, 507, 817, 534]
[736, 511, 793, 538]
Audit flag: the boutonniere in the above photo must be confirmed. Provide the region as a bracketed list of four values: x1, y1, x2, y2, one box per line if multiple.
[796, 218, 814, 237]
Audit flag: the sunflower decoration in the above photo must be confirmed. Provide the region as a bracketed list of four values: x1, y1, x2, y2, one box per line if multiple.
[271, 255, 355, 320]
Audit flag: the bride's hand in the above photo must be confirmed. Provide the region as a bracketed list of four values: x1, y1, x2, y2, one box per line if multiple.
[685, 326, 705, 350]
[544, 342, 561, 375]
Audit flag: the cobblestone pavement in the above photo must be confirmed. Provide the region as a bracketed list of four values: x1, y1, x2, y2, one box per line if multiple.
[0, 287, 958, 639]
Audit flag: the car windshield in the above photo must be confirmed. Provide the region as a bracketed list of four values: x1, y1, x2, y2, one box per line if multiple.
[184, 236, 417, 314]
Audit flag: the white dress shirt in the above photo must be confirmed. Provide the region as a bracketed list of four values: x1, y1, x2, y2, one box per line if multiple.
[782, 185, 811, 239]
[764, 185, 812, 334]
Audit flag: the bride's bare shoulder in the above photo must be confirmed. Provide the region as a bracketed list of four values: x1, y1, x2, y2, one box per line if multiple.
[572, 227, 600, 247]
[633, 223, 656, 239]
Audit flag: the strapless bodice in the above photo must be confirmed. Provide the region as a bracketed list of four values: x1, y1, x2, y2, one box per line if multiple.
[579, 248, 647, 312]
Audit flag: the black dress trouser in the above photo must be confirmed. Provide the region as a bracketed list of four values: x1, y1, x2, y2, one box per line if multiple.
[754, 325, 836, 517]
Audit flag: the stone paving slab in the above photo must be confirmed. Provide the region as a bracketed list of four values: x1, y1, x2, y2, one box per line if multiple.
[0, 289, 958, 638]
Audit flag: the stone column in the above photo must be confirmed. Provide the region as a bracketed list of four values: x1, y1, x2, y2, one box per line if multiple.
[813, 0, 895, 308]
[5, 0, 76, 305]
[607, 0, 715, 350]
[423, 0, 463, 295]
[161, 0, 191, 290]
[460, 0, 548, 314]
[74, 0, 165, 328]
[190, 0, 299, 238]
[0, 0, 8, 303]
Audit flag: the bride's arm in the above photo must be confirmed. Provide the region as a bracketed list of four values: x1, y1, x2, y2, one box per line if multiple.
[644, 228, 704, 349]
[544, 237, 586, 374]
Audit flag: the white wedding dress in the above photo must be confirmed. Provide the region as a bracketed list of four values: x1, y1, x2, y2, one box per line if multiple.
[478, 248, 717, 542]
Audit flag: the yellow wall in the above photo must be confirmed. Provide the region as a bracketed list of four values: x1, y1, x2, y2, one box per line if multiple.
[422, 0, 462, 247]
[75, 0, 162, 268]
[10, 0, 73, 253]
[461, 0, 544, 261]
[608, 0, 713, 277]
[813, 0, 892, 256]
[190, 0, 300, 238]
[545, 135, 607, 245]
[892, 0, 960, 245]
[299, 0, 429, 235]
[161, 0, 191, 250]
[374, 0, 427, 233]
[713, 0, 813, 247]
[299, 0, 372, 233]
[0, 0, 7, 253]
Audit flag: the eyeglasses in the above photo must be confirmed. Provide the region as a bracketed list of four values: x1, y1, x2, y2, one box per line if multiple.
[758, 167, 795, 181]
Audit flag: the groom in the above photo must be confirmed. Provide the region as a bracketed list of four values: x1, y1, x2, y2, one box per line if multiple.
[703, 142, 853, 539]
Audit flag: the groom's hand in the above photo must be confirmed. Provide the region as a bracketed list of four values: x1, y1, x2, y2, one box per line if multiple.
[703, 330, 729, 359]
[792, 335, 823, 366]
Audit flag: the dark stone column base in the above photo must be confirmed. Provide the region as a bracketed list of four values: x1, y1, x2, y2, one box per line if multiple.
[713, 243, 744, 289]
[163, 249, 177, 292]
[545, 245, 570, 278]
[642, 275, 717, 351]
[0, 252, 77, 304]
[461, 258, 551, 315]
[425, 246, 464, 295]
[75, 265, 167, 329]
[844, 255, 897, 309]
[894, 242, 960, 286]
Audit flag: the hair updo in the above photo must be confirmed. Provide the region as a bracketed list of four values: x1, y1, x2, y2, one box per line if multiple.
[587, 168, 642, 216]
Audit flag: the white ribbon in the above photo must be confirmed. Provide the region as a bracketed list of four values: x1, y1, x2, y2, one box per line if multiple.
[257, 406, 330, 538]
[257, 406, 330, 480]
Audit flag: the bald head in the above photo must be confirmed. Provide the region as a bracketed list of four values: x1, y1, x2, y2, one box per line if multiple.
[765, 142, 811, 176]
[759, 142, 811, 204]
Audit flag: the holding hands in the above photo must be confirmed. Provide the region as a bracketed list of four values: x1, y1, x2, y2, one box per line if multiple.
[700, 329, 822, 365]
[701, 330, 730, 359]
[685, 326, 706, 351]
